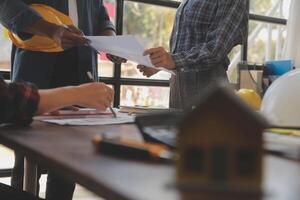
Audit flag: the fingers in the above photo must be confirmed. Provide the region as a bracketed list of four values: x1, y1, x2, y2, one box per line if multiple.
[98, 83, 114, 107]
[143, 47, 175, 70]
[107, 54, 127, 64]
[105, 86, 114, 103]
[151, 57, 165, 66]
[60, 29, 88, 49]
[67, 25, 84, 36]
[144, 47, 164, 56]
[64, 32, 87, 44]
[136, 65, 159, 77]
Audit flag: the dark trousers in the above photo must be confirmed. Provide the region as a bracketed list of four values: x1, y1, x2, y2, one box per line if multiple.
[0, 182, 42, 200]
[11, 48, 80, 200]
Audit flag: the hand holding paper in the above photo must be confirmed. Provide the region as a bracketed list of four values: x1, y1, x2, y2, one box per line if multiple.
[86, 35, 175, 75]
[143, 47, 176, 70]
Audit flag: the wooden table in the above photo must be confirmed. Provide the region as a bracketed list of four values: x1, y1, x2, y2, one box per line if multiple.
[0, 121, 300, 200]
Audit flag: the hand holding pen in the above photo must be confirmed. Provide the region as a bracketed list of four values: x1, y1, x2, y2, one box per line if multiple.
[86, 71, 117, 118]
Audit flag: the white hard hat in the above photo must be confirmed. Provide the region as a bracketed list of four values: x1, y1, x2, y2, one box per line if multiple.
[261, 69, 300, 128]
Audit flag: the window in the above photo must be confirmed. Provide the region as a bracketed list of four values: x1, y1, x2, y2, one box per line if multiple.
[120, 85, 169, 107]
[184, 147, 204, 172]
[98, 0, 116, 78]
[247, 22, 287, 63]
[122, 1, 175, 81]
[236, 148, 257, 176]
[0, 24, 11, 72]
[250, 0, 291, 18]
[211, 146, 228, 181]
[247, 0, 290, 64]
[228, 0, 290, 83]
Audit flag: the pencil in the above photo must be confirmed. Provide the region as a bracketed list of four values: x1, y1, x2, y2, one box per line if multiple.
[86, 71, 117, 118]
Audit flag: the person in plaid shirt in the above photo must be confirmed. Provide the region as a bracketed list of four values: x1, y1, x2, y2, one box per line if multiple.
[138, 0, 249, 109]
[0, 76, 113, 199]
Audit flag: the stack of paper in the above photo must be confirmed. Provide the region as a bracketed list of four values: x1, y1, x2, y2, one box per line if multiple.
[37, 111, 135, 126]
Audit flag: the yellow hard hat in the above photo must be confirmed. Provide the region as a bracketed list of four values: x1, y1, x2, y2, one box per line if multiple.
[236, 89, 262, 111]
[8, 4, 74, 52]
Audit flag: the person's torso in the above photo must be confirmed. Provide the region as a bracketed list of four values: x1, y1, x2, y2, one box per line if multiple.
[12, 0, 101, 86]
[170, 0, 218, 54]
[21, 0, 102, 35]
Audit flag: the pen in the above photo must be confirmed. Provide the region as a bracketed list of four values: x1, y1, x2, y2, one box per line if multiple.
[92, 135, 175, 163]
[86, 71, 117, 118]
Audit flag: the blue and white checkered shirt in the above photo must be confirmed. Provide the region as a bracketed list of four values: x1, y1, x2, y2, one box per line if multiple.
[170, 0, 248, 72]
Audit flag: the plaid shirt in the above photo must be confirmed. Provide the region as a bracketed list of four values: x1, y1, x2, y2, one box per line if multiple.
[170, 0, 248, 72]
[0, 77, 39, 125]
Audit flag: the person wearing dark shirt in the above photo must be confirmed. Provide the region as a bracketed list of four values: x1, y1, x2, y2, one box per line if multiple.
[0, 1, 125, 199]
[138, 0, 248, 109]
[0, 76, 113, 200]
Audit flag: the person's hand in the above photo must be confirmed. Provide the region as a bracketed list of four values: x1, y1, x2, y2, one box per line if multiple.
[51, 25, 88, 49]
[137, 65, 160, 77]
[107, 54, 127, 64]
[76, 82, 114, 110]
[144, 47, 176, 70]
[25, 19, 88, 49]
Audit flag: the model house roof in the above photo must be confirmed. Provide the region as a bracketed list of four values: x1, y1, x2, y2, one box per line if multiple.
[180, 83, 269, 133]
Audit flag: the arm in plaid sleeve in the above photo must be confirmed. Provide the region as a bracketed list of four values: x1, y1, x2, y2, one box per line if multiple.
[0, 78, 40, 125]
[172, 0, 248, 70]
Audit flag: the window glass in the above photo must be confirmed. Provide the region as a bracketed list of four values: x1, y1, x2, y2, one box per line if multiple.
[236, 148, 257, 176]
[247, 22, 287, 63]
[184, 147, 204, 172]
[250, 0, 290, 19]
[120, 85, 169, 108]
[0, 145, 14, 169]
[0, 25, 11, 71]
[98, 0, 116, 78]
[211, 146, 228, 181]
[121, 1, 176, 80]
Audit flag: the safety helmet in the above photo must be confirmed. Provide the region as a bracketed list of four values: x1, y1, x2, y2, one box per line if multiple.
[261, 69, 300, 128]
[236, 89, 262, 111]
[8, 4, 74, 52]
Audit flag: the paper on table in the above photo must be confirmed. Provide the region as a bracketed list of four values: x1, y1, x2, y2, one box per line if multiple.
[40, 112, 135, 126]
[86, 35, 175, 75]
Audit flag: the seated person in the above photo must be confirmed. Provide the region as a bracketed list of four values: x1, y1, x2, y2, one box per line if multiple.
[0, 77, 113, 199]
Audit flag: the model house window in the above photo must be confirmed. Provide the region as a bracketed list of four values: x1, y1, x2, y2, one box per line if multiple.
[236, 148, 257, 176]
[184, 147, 203, 172]
[211, 146, 228, 181]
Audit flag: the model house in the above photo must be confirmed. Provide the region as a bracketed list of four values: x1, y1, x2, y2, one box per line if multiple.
[177, 85, 268, 192]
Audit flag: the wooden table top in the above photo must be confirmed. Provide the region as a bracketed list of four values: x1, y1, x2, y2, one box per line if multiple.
[0, 121, 300, 200]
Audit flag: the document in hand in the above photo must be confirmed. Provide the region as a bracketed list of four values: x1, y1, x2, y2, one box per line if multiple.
[86, 35, 175, 75]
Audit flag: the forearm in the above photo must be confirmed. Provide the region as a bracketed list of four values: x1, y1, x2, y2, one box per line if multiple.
[37, 86, 79, 115]
[0, 0, 42, 33]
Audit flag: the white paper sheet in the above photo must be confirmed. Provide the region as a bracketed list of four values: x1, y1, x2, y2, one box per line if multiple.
[86, 35, 175, 75]
[40, 112, 135, 126]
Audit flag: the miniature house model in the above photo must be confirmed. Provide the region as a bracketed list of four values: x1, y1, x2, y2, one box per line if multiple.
[177, 85, 268, 192]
